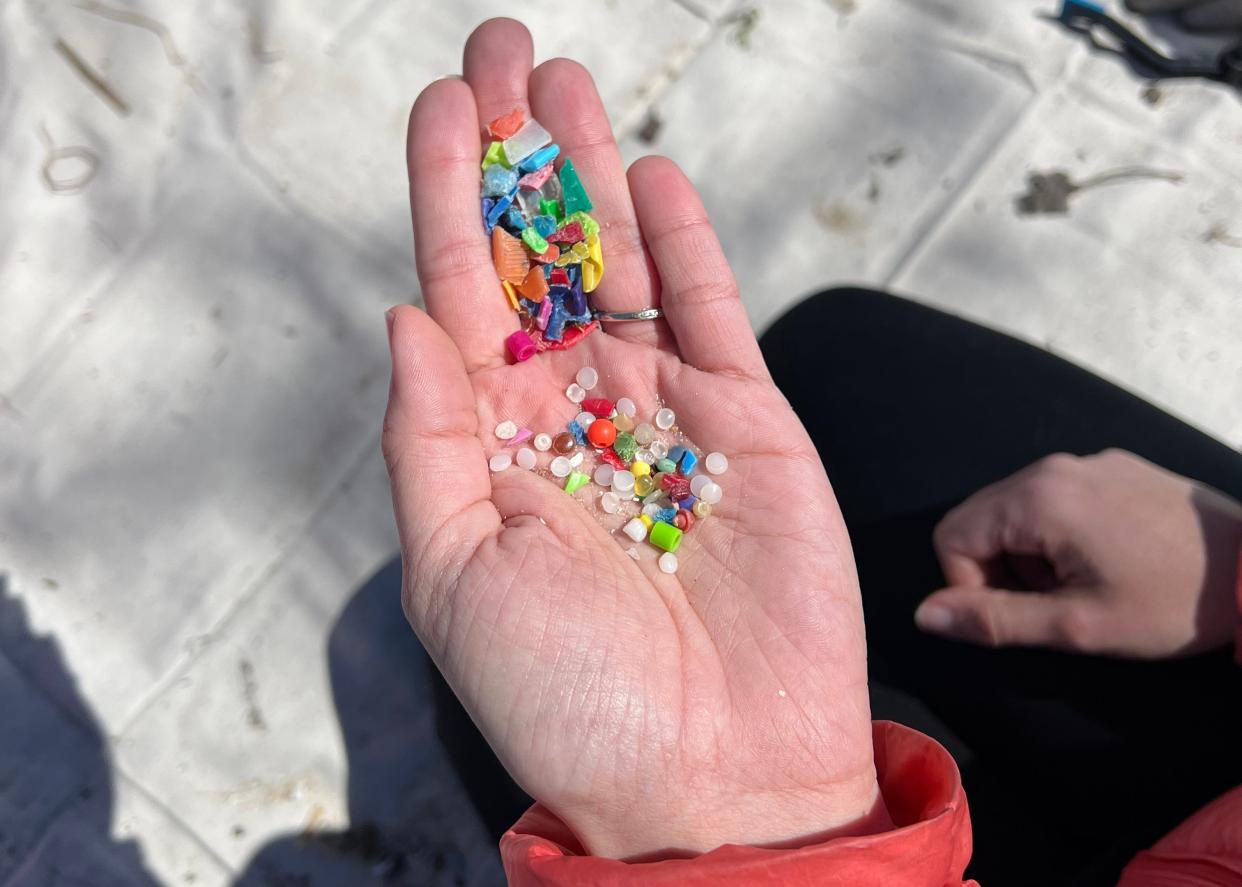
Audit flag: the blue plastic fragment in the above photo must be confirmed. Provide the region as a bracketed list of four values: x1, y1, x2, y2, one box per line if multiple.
[533, 215, 557, 238]
[679, 495, 697, 510]
[504, 206, 528, 231]
[519, 144, 560, 174]
[568, 420, 587, 446]
[567, 278, 587, 317]
[546, 300, 567, 341]
[668, 445, 688, 463]
[519, 298, 541, 315]
[678, 449, 698, 475]
[483, 164, 519, 197]
[654, 508, 678, 525]
[486, 193, 514, 230]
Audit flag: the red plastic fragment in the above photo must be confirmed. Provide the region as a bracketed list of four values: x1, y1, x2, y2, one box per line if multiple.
[550, 268, 570, 286]
[532, 321, 599, 352]
[488, 109, 526, 140]
[582, 398, 614, 418]
[661, 473, 691, 502]
[548, 221, 584, 244]
[674, 510, 695, 532]
[600, 449, 627, 470]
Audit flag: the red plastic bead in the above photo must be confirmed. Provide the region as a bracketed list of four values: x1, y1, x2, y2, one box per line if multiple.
[674, 510, 695, 532]
[587, 418, 618, 448]
[582, 398, 614, 418]
[601, 449, 627, 470]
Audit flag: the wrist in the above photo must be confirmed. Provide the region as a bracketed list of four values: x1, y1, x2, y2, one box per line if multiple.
[560, 770, 890, 861]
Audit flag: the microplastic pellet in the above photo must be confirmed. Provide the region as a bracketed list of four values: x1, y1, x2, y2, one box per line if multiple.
[576, 367, 599, 391]
[516, 447, 537, 470]
[490, 452, 513, 472]
[704, 452, 729, 475]
[655, 408, 675, 430]
[495, 420, 518, 440]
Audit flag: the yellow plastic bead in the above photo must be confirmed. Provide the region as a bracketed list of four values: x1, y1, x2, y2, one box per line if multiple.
[639, 514, 653, 530]
[613, 412, 635, 433]
[635, 475, 655, 497]
[502, 280, 519, 311]
[630, 459, 650, 478]
[692, 501, 712, 519]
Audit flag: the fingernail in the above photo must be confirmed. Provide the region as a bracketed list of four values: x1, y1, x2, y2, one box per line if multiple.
[385, 307, 397, 337]
[915, 604, 954, 633]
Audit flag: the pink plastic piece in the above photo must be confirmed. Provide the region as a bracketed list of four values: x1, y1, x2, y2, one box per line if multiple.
[506, 330, 537, 362]
[505, 427, 534, 447]
[518, 164, 554, 191]
[537, 297, 553, 330]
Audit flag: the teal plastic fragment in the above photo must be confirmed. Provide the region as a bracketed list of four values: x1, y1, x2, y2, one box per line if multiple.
[560, 159, 593, 214]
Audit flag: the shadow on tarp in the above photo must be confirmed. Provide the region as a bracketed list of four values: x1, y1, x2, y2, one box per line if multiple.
[235, 557, 517, 887]
[0, 575, 160, 885]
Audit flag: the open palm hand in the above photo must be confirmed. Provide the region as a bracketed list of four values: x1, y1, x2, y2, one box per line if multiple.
[383, 19, 881, 859]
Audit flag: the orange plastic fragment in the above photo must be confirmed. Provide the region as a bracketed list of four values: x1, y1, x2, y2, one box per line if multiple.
[531, 243, 560, 265]
[488, 109, 526, 140]
[517, 266, 549, 302]
[492, 226, 530, 284]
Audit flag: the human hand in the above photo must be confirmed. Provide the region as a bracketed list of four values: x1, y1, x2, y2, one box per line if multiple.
[1126, 0, 1242, 31]
[915, 449, 1242, 658]
[382, 19, 883, 861]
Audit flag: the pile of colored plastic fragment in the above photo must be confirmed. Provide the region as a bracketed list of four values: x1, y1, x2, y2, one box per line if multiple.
[480, 109, 605, 362]
[488, 367, 729, 575]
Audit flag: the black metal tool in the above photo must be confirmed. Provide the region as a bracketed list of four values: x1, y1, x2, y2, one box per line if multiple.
[1057, 0, 1242, 88]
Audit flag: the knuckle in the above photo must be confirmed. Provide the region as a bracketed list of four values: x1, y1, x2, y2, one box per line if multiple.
[1052, 605, 1097, 651]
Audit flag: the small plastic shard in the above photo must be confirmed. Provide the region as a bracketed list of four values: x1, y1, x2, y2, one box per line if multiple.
[492, 226, 529, 283]
[488, 108, 526, 140]
[565, 211, 600, 238]
[560, 158, 594, 214]
[519, 143, 560, 174]
[532, 244, 560, 265]
[612, 431, 638, 463]
[565, 471, 591, 495]
[481, 140, 508, 171]
[518, 164, 554, 191]
[502, 119, 552, 167]
[502, 280, 520, 310]
[549, 221, 584, 245]
[483, 164, 519, 198]
[533, 215, 557, 239]
[485, 193, 515, 232]
[521, 226, 549, 255]
[517, 266, 549, 301]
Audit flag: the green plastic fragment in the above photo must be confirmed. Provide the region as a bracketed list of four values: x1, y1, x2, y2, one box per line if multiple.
[521, 226, 549, 254]
[612, 431, 637, 463]
[482, 141, 510, 170]
[656, 458, 677, 474]
[565, 210, 599, 238]
[560, 158, 594, 214]
[564, 471, 590, 495]
[539, 198, 562, 221]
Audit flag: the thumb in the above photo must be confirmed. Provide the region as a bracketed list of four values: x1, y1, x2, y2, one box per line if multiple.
[914, 586, 1088, 650]
[382, 305, 498, 595]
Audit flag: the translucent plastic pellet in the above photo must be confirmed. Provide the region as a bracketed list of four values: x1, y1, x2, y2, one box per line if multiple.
[634, 449, 655, 465]
[495, 420, 518, 440]
[490, 452, 513, 472]
[705, 452, 729, 475]
[642, 502, 663, 519]
[692, 501, 712, 519]
[575, 411, 597, 430]
[550, 456, 572, 478]
[516, 448, 537, 470]
[658, 552, 679, 574]
[613, 413, 635, 433]
[634, 423, 655, 446]
[616, 397, 637, 418]
[612, 470, 636, 494]
[594, 465, 615, 487]
[690, 474, 712, 498]
[576, 367, 599, 391]
[600, 491, 622, 514]
[699, 481, 723, 505]
[650, 440, 669, 460]
[534, 433, 553, 452]
[569, 451, 584, 468]
[655, 408, 676, 430]
[622, 518, 647, 543]
[635, 475, 655, 497]
[566, 384, 587, 404]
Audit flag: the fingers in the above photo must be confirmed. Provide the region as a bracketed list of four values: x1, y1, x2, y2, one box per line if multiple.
[464, 18, 533, 135]
[528, 59, 674, 350]
[382, 306, 499, 591]
[407, 78, 513, 372]
[627, 156, 769, 381]
[915, 587, 1097, 651]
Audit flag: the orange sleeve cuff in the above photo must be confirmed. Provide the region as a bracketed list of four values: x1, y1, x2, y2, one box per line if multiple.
[500, 721, 976, 887]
